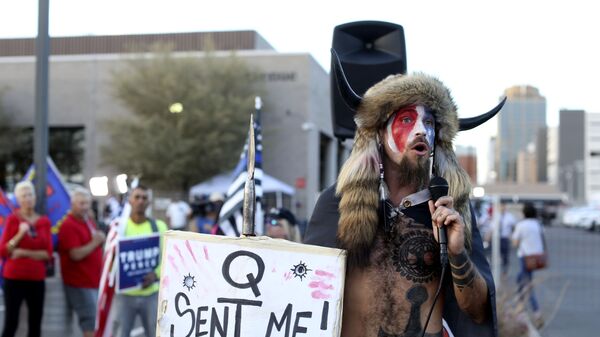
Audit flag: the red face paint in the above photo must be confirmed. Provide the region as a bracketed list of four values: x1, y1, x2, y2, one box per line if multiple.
[390, 105, 419, 152]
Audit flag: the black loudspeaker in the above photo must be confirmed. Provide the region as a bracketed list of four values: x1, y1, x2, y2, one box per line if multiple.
[331, 21, 407, 140]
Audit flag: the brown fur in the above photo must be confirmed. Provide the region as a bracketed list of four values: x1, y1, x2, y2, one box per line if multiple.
[337, 73, 473, 258]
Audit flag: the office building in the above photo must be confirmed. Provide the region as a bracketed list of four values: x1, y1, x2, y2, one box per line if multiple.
[495, 85, 546, 182]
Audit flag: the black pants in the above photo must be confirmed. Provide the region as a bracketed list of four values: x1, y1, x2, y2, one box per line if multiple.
[1, 278, 45, 337]
[500, 237, 510, 273]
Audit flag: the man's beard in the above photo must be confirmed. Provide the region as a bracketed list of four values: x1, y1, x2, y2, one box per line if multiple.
[393, 153, 431, 190]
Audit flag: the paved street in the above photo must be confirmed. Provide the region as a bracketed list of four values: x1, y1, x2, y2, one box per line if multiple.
[0, 260, 77, 337]
[0, 255, 144, 337]
[1, 226, 599, 336]
[498, 225, 600, 337]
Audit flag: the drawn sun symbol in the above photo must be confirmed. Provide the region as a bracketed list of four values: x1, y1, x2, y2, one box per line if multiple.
[182, 273, 196, 291]
[291, 261, 311, 281]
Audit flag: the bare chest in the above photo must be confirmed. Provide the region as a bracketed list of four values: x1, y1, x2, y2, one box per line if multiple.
[342, 216, 443, 337]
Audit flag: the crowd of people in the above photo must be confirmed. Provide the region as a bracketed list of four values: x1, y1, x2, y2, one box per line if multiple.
[0, 181, 302, 337]
[0, 174, 546, 336]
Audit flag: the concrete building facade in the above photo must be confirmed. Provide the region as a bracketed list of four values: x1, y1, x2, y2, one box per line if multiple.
[584, 112, 600, 203]
[547, 127, 558, 185]
[517, 143, 537, 184]
[0, 31, 346, 220]
[558, 109, 586, 203]
[456, 145, 477, 184]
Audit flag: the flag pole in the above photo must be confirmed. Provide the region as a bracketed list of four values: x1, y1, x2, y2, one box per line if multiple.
[241, 97, 261, 236]
[241, 113, 255, 236]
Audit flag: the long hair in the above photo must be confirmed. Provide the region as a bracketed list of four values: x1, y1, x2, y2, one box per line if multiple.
[336, 73, 473, 266]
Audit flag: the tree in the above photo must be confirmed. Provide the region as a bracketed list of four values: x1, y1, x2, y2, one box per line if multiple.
[102, 47, 264, 193]
[0, 101, 84, 187]
[0, 94, 21, 189]
[0, 95, 15, 161]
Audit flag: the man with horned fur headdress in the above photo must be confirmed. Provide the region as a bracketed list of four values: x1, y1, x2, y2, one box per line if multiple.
[304, 53, 503, 337]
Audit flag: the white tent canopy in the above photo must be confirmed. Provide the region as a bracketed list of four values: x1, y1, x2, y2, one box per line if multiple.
[189, 171, 295, 200]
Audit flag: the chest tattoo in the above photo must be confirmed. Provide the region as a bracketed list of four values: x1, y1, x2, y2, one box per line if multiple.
[378, 285, 442, 337]
[346, 214, 444, 337]
[382, 215, 440, 283]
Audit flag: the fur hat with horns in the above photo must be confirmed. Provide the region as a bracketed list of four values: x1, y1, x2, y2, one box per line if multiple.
[332, 49, 505, 258]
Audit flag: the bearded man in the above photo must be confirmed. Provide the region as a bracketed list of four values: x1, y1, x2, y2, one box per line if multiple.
[304, 53, 503, 337]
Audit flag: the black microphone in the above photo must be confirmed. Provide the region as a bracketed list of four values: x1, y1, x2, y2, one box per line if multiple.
[429, 176, 449, 266]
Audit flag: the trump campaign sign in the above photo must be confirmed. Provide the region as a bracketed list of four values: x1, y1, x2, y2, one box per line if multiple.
[117, 234, 161, 292]
[157, 232, 346, 337]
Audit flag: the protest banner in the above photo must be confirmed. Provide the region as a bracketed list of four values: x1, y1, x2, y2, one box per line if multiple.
[117, 233, 161, 292]
[157, 232, 346, 337]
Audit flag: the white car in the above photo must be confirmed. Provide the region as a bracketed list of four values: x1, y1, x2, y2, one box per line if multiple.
[562, 206, 593, 228]
[578, 209, 600, 231]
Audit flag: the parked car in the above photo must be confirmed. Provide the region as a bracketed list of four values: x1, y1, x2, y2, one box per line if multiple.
[562, 206, 593, 228]
[578, 208, 600, 231]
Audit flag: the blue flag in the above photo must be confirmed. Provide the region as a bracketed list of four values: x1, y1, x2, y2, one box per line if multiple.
[22, 157, 71, 238]
[216, 105, 264, 236]
[0, 186, 13, 235]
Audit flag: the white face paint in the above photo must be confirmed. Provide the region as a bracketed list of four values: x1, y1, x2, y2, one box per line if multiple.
[385, 105, 435, 155]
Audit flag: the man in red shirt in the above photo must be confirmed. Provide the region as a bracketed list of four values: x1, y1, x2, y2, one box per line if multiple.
[58, 187, 105, 337]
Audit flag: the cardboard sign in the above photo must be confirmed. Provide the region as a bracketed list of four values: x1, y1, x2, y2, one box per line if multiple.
[157, 232, 346, 337]
[117, 234, 161, 292]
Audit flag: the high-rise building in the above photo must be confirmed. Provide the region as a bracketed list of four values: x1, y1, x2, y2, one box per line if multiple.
[547, 127, 558, 185]
[495, 85, 546, 182]
[558, 109, 585, 203]
[456, 145, 477, 184]
[487, 137, 497, 183]
[536, 127, 548, 182]
[517, 143, 537, 184]
[558, 109, 600, 204]
[585, 113, 600, 203]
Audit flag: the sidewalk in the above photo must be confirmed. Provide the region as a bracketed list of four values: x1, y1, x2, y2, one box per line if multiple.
[0, 272, 76, 337]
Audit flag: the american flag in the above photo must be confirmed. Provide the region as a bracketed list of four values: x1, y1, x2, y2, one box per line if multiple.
[95, 180, 135, 337]
[215, 97, 264, 236]
[94, 220, 119, 337]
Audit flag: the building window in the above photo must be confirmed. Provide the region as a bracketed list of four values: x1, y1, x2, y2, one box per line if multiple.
[1, 126, 84, 191]
[262, 192, 292, 211]
[319, 133, 332, 191]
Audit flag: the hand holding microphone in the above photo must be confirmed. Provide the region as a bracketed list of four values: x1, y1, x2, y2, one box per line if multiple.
[429, 177, 449, 266]
[428, 177, 465, 266]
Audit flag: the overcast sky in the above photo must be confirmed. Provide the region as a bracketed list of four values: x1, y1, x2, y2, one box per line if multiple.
[2, 0, 599, 183]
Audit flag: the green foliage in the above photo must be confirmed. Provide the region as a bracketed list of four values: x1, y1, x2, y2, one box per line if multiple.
[0, 95, 22, 188]
[102, 47, 263, 192]
[0, 95, 14, 160]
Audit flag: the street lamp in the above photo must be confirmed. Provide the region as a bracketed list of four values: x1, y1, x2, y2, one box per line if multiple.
[89, 176, 109, 197]
[473, 186, 485, 198]
[169, 102, 183, 114]
[115, 174, 128, 194]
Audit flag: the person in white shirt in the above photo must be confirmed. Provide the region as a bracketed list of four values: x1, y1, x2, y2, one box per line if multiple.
[165, 199, 192, 230]
[499, 203, 517, 275]
[512, 203, 544, 318]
